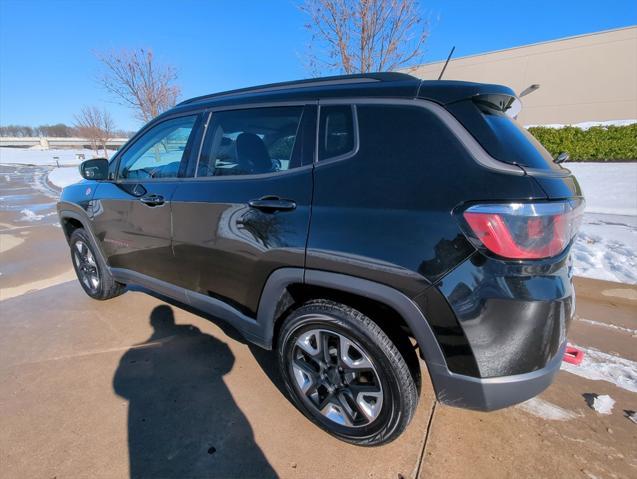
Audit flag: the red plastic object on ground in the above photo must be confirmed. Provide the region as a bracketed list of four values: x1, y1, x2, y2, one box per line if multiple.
[563, 346, 585, 365]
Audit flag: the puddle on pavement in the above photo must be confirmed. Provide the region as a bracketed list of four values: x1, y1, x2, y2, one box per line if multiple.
[1, 202, 57, 212]
[0, 194, 38, 202]
[0, 165, 60, 224]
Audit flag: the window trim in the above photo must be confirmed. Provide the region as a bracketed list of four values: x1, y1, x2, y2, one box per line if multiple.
[316, 97, 526, 175]
[187, 102, 316, 182]
[189, 111, 212, 178]
[111, 111, 204, 183]
[316, 104, 359, 165]
[183, 163, 314, 182]
[107, 96, 528, 184]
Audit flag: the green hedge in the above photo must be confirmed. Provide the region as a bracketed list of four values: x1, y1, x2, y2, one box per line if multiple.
[527, 124, 637, 162]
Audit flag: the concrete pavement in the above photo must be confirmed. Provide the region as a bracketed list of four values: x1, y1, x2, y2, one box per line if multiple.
[1, 165, 635, 478]
[0, 281, 436, 478]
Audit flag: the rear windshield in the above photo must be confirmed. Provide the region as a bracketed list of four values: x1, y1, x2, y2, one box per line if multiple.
[447, 94, 563, 172]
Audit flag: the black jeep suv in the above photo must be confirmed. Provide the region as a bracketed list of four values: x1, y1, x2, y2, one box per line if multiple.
[58, 73, 584, 446]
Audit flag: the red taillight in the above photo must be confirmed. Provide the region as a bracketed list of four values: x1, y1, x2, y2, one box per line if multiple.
[460, 200, 584, 260]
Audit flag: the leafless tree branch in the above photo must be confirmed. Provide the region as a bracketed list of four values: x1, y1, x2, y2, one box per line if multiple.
[300, 0, 429, 75]
[74, 106, 115, 157]
[95, 48, 181, 123]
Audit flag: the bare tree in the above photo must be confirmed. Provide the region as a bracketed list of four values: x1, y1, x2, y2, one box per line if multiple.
[300, 0, 429, 74]
[74, 107, 100, 155]
[74, 106, 114, 157]
[99, 109, 116, 156]
[96, 48, 180, 122]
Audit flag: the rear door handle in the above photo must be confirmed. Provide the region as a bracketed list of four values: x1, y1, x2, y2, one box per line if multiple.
[140, 194, 165, 207]
[248, 196, 296, 212]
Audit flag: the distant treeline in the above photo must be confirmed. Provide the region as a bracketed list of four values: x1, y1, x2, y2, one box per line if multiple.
[0, 124, 134, 138]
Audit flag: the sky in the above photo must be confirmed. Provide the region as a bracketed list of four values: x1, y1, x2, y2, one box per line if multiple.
[1, 0, 636, 131]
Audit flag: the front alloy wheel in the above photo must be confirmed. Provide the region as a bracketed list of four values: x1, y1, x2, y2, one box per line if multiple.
[69, 228, 124, 300]
[73, 239, 100, 293]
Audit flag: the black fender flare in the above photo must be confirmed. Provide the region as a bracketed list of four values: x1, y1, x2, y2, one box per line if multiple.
[57, 203, 109, 268]
[256, 268, 451, 389]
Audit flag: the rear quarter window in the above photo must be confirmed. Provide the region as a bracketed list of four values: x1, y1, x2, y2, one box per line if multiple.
[446, 96, 564, 172]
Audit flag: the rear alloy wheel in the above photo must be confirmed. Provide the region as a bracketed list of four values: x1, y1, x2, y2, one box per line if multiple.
[291, 328, 384, 427]
[69, 228, 124, 300]
[278, 300, 418, 446]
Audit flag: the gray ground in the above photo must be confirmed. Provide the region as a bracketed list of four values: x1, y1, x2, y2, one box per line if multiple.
[1, 164, 636, 478]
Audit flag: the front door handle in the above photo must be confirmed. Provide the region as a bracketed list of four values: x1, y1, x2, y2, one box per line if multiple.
[140, 194, 165, 207]
[248, 196, 296, 212]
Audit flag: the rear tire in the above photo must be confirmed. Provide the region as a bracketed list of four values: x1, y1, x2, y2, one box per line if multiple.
[69, 228, 124, 300]
[277, 299, 418, 446]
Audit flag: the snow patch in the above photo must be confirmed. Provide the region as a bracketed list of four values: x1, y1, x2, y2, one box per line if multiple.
[525, 119, 637, 130]
[561, 344, 637, 393]
[517, 398, 579, 421]
[567, 163, 637, 216]
[572, 218, 637, 284]
[591, 395, 615, 415]
[48, 167, 82, 189]
[18, 209, 55, 222]
[0, 147, 108, 166]
[18, 209, 45, 222]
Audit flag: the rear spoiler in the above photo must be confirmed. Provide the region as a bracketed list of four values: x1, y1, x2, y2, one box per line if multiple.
[417, 80, 518, 108]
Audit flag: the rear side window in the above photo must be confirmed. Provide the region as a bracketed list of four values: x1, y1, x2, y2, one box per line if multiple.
[319, 105, 356, 161]
[447, 95, 562, 171]
[197, 106, 304, 177]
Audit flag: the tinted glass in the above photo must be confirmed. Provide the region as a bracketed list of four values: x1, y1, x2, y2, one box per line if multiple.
[197, 106, 303, 177]
[118, 115, 197, 180]
[447, 97, 562, 171]
[319, 105, 355, 161]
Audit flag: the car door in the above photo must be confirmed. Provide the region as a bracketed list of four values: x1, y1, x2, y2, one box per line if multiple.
[171, 104, 316, 316]
[91, 113, 202, 282]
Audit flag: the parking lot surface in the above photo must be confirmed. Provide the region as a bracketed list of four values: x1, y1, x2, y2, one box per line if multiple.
[1, 165, 635, 478]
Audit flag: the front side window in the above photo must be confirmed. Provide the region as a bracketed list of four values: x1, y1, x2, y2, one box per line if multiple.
[117, 115, 197, 180]
[197, 106, 304, 177]
[319, 105, 356, 161]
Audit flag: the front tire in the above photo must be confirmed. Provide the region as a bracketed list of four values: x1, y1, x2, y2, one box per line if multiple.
[69, 228, 124, 300]
[277, 300, 418, 446]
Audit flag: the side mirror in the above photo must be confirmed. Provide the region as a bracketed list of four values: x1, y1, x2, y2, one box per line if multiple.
[555, 151, 570, 164]
[79, 158, 109, 180]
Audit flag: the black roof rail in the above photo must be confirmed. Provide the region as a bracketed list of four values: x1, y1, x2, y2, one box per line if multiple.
[178, 72, 418, 106]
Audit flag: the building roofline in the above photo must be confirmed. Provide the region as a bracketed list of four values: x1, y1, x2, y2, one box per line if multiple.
[411, 25, 637, 68]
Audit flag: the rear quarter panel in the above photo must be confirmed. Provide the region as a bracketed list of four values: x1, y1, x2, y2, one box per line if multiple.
[307, 103, 547, 297]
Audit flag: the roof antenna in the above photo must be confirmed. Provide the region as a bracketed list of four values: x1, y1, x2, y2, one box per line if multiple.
[437, 46, 456, 80]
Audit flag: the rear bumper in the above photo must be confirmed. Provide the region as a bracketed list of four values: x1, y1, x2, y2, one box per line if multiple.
[430, 341, 565, 411]
[433, 250, 574, 378]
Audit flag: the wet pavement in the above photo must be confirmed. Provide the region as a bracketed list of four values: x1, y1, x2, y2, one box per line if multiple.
[0, 164, 73, 299]
[1, 165, 636, 478]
